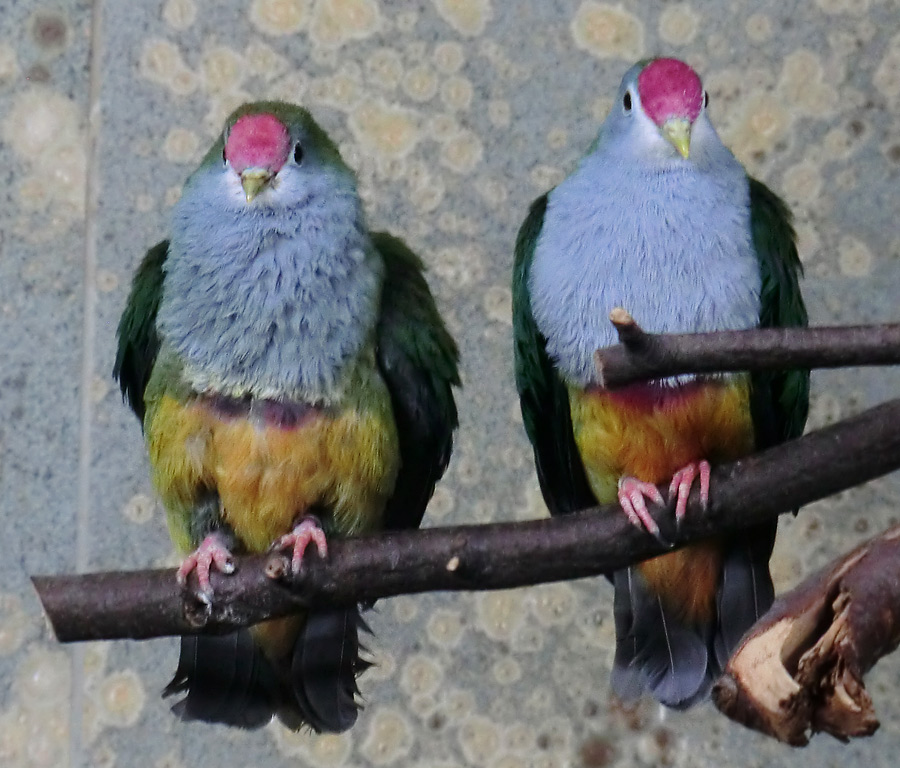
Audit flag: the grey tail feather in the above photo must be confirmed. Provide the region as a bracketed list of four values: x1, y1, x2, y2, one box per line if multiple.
[163, 631, 279, 729]
[163, 606, 370, 733]
[611, 567, 712, 710]
[713, 530, 776, 670]
[610, 566, 643, 703]
[286, 606, 367, 733]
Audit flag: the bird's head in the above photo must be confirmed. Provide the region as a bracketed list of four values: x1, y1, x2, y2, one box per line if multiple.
[601, 58, 710, 163]
[199, 101, 352, 208]
[224, 111, 292, 203]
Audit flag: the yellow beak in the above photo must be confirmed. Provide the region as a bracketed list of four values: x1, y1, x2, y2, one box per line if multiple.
[240, 169, 273, 203]
[661, 118, 692, 159]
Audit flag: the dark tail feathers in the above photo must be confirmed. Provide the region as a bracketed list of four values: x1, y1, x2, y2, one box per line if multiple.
[611, 538, 775, 709]
[286, 607, 370, 733]
[164, 606, 368, 732]
[713, 532, 775, 669]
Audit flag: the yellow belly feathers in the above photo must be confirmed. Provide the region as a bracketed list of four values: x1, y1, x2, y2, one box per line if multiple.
[146, 375, 400, 556]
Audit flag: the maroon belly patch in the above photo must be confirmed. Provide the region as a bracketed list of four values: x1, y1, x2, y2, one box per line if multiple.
[199, 393, 323, 430]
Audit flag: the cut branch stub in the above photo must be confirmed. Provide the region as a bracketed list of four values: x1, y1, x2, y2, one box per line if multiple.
[712, 525, 900, 745]
[608, 307, 651, 351]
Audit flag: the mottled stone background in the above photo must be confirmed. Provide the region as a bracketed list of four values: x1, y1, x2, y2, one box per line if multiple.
[1, 0, 899, 766]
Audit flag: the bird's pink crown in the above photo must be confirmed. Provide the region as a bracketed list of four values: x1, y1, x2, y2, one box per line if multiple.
[224, 113, 291, 174]
[637, 58, 703, 126]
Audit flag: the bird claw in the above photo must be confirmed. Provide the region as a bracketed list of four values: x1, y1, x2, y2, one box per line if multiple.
[667, 460, 711, 525]
[617, 477, 672, 547]
[272, 516, 328, 575]
[176, 532, 235, 604]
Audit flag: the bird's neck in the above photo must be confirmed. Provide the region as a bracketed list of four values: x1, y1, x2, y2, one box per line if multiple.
[157, 192, 382, 405]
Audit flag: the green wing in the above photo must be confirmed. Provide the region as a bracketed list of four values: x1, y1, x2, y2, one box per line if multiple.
[114, 240, 168, 423]
[512, 196, 596, 516]
[373, 232, 460, 531]
[748, 179, 810, 449]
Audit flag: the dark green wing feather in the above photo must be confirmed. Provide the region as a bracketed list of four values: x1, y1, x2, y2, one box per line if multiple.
[373, 232, 460, 532]
[114, 240, 168, 423]
[512, 196, 595, 516]
[747, 178, 810, 449]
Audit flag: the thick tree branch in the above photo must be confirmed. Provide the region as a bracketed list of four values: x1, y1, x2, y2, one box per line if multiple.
[595, 310, 900, 388]
[33, 398, 900, 643]
[713, 525, 900, 745]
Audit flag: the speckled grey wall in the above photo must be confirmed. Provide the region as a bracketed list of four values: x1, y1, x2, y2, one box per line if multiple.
[2, 0, 900, 766]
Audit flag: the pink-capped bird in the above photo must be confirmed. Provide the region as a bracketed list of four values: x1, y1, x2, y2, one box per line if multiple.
[513, 58, 808, 707]
[115, 102, 459, 731]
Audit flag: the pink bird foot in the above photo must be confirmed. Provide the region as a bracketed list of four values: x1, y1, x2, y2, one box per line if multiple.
[617, 476, 667, 544]
[176, 532, 236, 604]
[272, 516, 329, 575]
[667, 460, 711, 524]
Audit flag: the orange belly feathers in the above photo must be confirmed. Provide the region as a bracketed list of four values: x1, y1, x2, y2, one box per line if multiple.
[569, 376, 755, 623]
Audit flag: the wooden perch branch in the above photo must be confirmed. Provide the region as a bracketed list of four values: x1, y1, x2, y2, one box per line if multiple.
[713, 526, 900, 745]
[33, 397, 900, 643]
[596, 310, 900, 388]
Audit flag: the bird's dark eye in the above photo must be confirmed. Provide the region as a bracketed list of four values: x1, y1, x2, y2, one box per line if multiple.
[293, 143, 303, 164]
[703, 90, 709, 108]
[623, 91, 632, 112]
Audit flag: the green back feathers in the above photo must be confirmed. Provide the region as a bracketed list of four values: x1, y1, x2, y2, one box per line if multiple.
[374, 232, 460, 395]
[748, 177, 810, 448]
[373, 232, 460, 531]
[114, 240, 168, 423]
[512, 196, 550, 446]
[512, 196, 596, 516]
